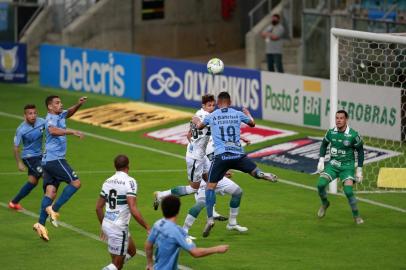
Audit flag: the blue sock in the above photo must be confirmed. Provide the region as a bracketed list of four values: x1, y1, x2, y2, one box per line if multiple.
[205, 189, 216, 219]
[12, 182, 36, 203]
[39, 196, 53, 225]
[53, 185, 79, 212]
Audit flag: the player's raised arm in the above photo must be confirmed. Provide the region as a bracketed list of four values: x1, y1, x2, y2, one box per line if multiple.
[192, 116, 207, 130]
[66, 96, 87, 118]
[242, 108, 255, 127]
[189, 245, 229, 258]
[48, 127, 84, 139]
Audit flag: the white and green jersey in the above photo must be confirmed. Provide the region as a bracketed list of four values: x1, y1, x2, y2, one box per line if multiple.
[186, 108, 211, 160]
[100, 171, 137, 229]
[321, 126, 364, 168]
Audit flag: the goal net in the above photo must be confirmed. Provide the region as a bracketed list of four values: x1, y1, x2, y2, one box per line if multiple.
[330, 28, 406, 193]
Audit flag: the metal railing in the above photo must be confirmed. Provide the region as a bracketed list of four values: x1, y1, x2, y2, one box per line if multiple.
[248, 0, 273, 30]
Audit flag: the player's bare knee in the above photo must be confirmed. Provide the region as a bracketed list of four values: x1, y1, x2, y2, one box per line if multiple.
[71, 179, 81, 189]
[343, 179, 353, 186]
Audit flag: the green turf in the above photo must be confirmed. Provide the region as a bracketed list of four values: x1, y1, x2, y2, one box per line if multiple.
[0, 80, 405, 269]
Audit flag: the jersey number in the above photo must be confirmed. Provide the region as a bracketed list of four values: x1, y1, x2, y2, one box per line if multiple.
[219, 126, 236, 142]
[108, 189, 117, 209]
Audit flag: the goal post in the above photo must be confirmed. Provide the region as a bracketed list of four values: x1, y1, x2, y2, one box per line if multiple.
[329, 28, 406, 194]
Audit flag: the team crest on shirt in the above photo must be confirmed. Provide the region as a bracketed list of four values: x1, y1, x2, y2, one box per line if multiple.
[36, 166, 43, 173]
[185, 236, 194, 245]
[343, 140, 350, 146]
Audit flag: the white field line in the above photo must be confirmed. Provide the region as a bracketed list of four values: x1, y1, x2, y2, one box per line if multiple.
[0, 202, 192, 270]
[1, 111, 404, 214]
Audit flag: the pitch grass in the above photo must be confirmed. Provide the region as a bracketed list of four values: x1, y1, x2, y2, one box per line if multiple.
[0, 81, 405, 270]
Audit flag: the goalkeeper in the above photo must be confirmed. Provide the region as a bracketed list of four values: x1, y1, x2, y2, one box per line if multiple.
[316, 110, 364, 224]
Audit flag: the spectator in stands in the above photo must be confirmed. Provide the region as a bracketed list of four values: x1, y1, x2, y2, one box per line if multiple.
[261, 14, 285, 73]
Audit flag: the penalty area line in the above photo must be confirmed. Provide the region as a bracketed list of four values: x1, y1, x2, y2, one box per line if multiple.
[0, 202, 193, 270]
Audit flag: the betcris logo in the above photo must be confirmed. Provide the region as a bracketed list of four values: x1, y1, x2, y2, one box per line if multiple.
[40, 45, 142, 100]
[145, 57, 262, 118]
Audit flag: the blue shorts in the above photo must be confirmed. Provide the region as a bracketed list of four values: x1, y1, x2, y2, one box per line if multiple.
[208, 153, 257, 183]
[22, 156, 43, 179]
[42, 159, 79, 191]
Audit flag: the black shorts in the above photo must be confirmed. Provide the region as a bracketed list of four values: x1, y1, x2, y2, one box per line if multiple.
[208, 153, 257, 183]
[22, 156, 43, 179]
[42, 159, 79, 191]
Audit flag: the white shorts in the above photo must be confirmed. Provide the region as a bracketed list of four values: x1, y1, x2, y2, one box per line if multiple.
[196, 176, 240, 201]
[102, 221, 129, 256]
[186, 156, 210, 183]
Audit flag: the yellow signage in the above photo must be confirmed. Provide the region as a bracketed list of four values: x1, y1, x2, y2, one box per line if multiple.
[377, 168, 406, 189]
[71, 102, 193, 132]
[303, 80, 321, 92]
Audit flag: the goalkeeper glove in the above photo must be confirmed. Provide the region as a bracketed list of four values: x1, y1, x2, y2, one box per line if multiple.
[355, 167, 363, 183]
[317, 157, 325, 173]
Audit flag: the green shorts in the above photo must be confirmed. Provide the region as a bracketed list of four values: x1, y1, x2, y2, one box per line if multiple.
[320, 163, 355, 182]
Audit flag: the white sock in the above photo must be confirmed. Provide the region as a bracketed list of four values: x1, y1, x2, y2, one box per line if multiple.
[213, 204, 220, 217]
[102, 263, 118, 270]
[185, 185, 197, 194]
[124, 253, 133, 263]
[158, 190, 171, 200]
[229, 207, 239, 226]
[183, 214, 196, 232]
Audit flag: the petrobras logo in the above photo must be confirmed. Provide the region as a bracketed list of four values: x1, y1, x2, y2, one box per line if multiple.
[59, 49, 125, 96]
[40, 45, 142, 100]
[147, 67, 260, 110]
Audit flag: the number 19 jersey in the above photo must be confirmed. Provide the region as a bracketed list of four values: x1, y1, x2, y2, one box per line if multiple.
[203, 107, 250, 156]
[100, 171, 137, 229]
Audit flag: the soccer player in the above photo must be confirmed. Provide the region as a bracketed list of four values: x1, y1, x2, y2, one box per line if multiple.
[153, 94, 226, 220]
[33, 95, 86, 241]
[9, 104, 45, 211]
[183, 169, 247, 238]
[96, 155, 150, 270]
[192, 91, 277, 238]
[145, 195, 229, 270]
[316, 110, 364, 224]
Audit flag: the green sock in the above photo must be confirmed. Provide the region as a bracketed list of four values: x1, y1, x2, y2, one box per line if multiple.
[317, 177, 329, 206]
[343, 185, 359, 217]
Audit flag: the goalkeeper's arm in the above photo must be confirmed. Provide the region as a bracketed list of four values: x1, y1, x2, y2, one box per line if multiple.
[355, 143, 364, 168]
[319, 138, 329, 158]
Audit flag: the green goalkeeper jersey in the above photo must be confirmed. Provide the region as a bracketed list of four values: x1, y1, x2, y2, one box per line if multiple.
[320, 126, 364, 168]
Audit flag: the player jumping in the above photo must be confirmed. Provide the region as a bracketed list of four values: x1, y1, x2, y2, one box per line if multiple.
[33, 95, 87, 241]
[192, 91, 278, 238]
[9, 104, 45, 211]
[316, 110, 364, 224]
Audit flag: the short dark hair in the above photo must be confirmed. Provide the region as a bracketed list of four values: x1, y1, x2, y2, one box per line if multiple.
[45, 95, 59, 107]
[217, 91, 231, 101]
[336, 110, 348, 119]
[114, 154, 129, 171]
[202, 94, 215, 104]
[161, 195, 180, 218]
[24, 104, 36, 111]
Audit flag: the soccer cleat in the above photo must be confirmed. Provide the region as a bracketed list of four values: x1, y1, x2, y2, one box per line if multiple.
[354, 216, 364, 225]
[153, 192, 160, 211]
[46, 206, 60, 227]
[214, 215, 228, 221]
[8, 201, 24, 211]
[188, 235, 197, 240]
[33, 223, 49, 241]
[259, 172, 278, 183]
[317, 201, 330, 218]
[202, 220, 215, 238]
[226, 224, 248, 232]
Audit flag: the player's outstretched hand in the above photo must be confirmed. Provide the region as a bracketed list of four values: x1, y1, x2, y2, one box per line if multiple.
[216, 245, 229, 254]
[192, 116, 201, 125]
[355, 167, 363, 183]
[317, 157, 325, 173]
[17, 161, 26, 172]
[242, 107, 251, 116]
[73, 130, 84, 139]
[78, 96, 87, 104]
